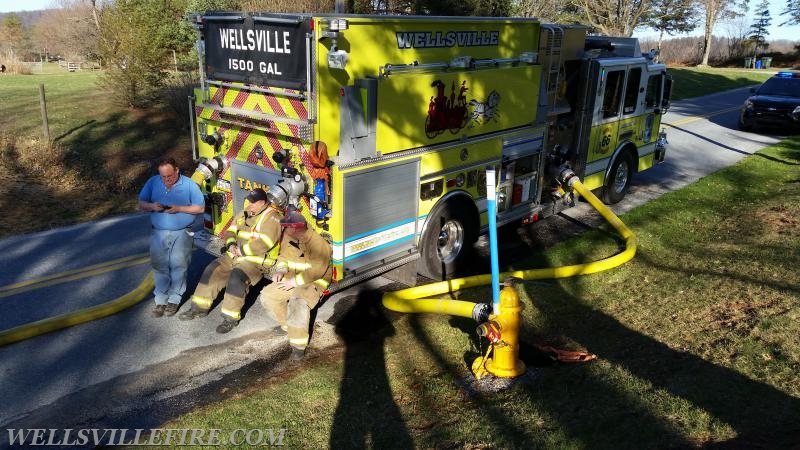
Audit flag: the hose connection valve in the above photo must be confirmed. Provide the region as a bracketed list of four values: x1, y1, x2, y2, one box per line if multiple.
[192, 156, 229, 183]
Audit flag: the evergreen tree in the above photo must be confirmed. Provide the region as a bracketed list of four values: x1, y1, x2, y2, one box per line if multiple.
[749, 0, 771, 60]
[781, 0, 800, 25]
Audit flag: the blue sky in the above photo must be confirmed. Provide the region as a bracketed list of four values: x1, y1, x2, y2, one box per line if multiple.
[1, 0, 798, 40]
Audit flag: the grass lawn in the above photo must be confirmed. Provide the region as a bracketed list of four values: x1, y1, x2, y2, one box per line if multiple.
[669, 66, 773, 100]
[139, 139, 800, 449]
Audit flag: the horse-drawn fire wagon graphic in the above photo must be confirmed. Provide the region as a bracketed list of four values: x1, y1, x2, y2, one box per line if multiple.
[424, 80, 503, 138]
[425, 80, 470, 138]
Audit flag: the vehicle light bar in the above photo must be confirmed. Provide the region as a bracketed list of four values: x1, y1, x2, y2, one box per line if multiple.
[776, 71, 800, 78]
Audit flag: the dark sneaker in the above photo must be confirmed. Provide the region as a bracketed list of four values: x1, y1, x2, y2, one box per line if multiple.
[271, 325, 288, 336]
[178, 306, 209, 321]
[290, 348, 305, 360]
[216, 317, 239, 334]
[152, 304, 166, 318]
[164, 303, 179, 317]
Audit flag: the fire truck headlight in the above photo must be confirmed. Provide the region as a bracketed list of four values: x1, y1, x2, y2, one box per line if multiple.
[327, 48, 348, 70]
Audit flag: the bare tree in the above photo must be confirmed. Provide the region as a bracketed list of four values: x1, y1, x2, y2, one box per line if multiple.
[723, 13, 751, 60]
[513, 0, 580, 22]
[699, 0, 747, 65]
[32, 1, 98, 62]
[573, 0, 653, 36]
[1, 13, 27, 60]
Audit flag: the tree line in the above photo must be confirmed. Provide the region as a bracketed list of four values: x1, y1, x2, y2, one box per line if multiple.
[1, 0, 799, 106]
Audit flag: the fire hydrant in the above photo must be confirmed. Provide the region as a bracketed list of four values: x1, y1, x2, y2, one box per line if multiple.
[473, 282, 526, 379]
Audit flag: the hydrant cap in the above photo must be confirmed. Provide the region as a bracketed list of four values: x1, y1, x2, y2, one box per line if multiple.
[499, 286, 524, 311]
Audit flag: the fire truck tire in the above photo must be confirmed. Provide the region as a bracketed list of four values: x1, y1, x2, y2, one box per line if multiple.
[602, 151, 634, 204]
[418, 200, 478, 281]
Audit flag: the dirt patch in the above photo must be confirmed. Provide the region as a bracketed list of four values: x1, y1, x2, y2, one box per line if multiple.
[753, 204, 800, 236]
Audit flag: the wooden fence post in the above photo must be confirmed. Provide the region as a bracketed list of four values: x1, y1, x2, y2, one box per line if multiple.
[39, 83, 50, 142]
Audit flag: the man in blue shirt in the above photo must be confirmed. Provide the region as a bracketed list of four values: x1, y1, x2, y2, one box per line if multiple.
[139, 158, 205, 317]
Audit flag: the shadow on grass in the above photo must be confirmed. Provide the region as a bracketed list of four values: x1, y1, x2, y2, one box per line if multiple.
[0, 106, 191, 238]
[53, 119, 97, 141]
[329, 289, 414, 449]
[388, 178, 800, 448]
[532, 274, 800, 448]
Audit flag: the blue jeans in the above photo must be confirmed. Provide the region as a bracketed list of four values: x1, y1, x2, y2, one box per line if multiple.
[150, 228, 194, 305]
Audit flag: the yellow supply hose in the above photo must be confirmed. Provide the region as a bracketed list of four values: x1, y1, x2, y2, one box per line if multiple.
[382, 179, 636, 317]
[0, 253, 150, 300]
[0, 272, 154, 347]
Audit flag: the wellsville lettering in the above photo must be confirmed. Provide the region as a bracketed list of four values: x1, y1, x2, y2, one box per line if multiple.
[218, 28, 292, 54]
[395, 30, 500, 49]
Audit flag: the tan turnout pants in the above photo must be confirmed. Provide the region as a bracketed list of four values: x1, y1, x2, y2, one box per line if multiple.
[260, 282, 325, 350]
[190, 254, 263, 320]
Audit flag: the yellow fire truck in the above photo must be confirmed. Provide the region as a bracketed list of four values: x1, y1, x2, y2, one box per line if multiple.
[187, 13, 671, 286]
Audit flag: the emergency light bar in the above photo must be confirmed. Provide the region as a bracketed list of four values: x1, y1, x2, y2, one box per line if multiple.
[776, 71, 800, 78]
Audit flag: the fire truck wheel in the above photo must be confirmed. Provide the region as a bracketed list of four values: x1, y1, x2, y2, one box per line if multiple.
[419, 200, 478, 281]
[602, 151, 634, 204]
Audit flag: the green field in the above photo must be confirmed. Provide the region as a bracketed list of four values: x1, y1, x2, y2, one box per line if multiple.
[141, 139, 800, 449]
[0, 64, 189, 237]
[669, 67, 773, 100]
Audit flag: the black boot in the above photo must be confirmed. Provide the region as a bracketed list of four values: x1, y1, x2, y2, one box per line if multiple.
[178, 306, 209, 321]
[270, 325, 288, 336]
[216, 316, 239, 334]
[291, 347, 305, 360]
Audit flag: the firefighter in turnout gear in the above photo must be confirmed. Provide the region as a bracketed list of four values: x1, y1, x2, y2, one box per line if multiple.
[179, 188, 283, 333]
[260, 207, 332, 359]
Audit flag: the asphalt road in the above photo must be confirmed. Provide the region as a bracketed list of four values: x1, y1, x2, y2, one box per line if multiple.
[0, 86, 789, 443]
